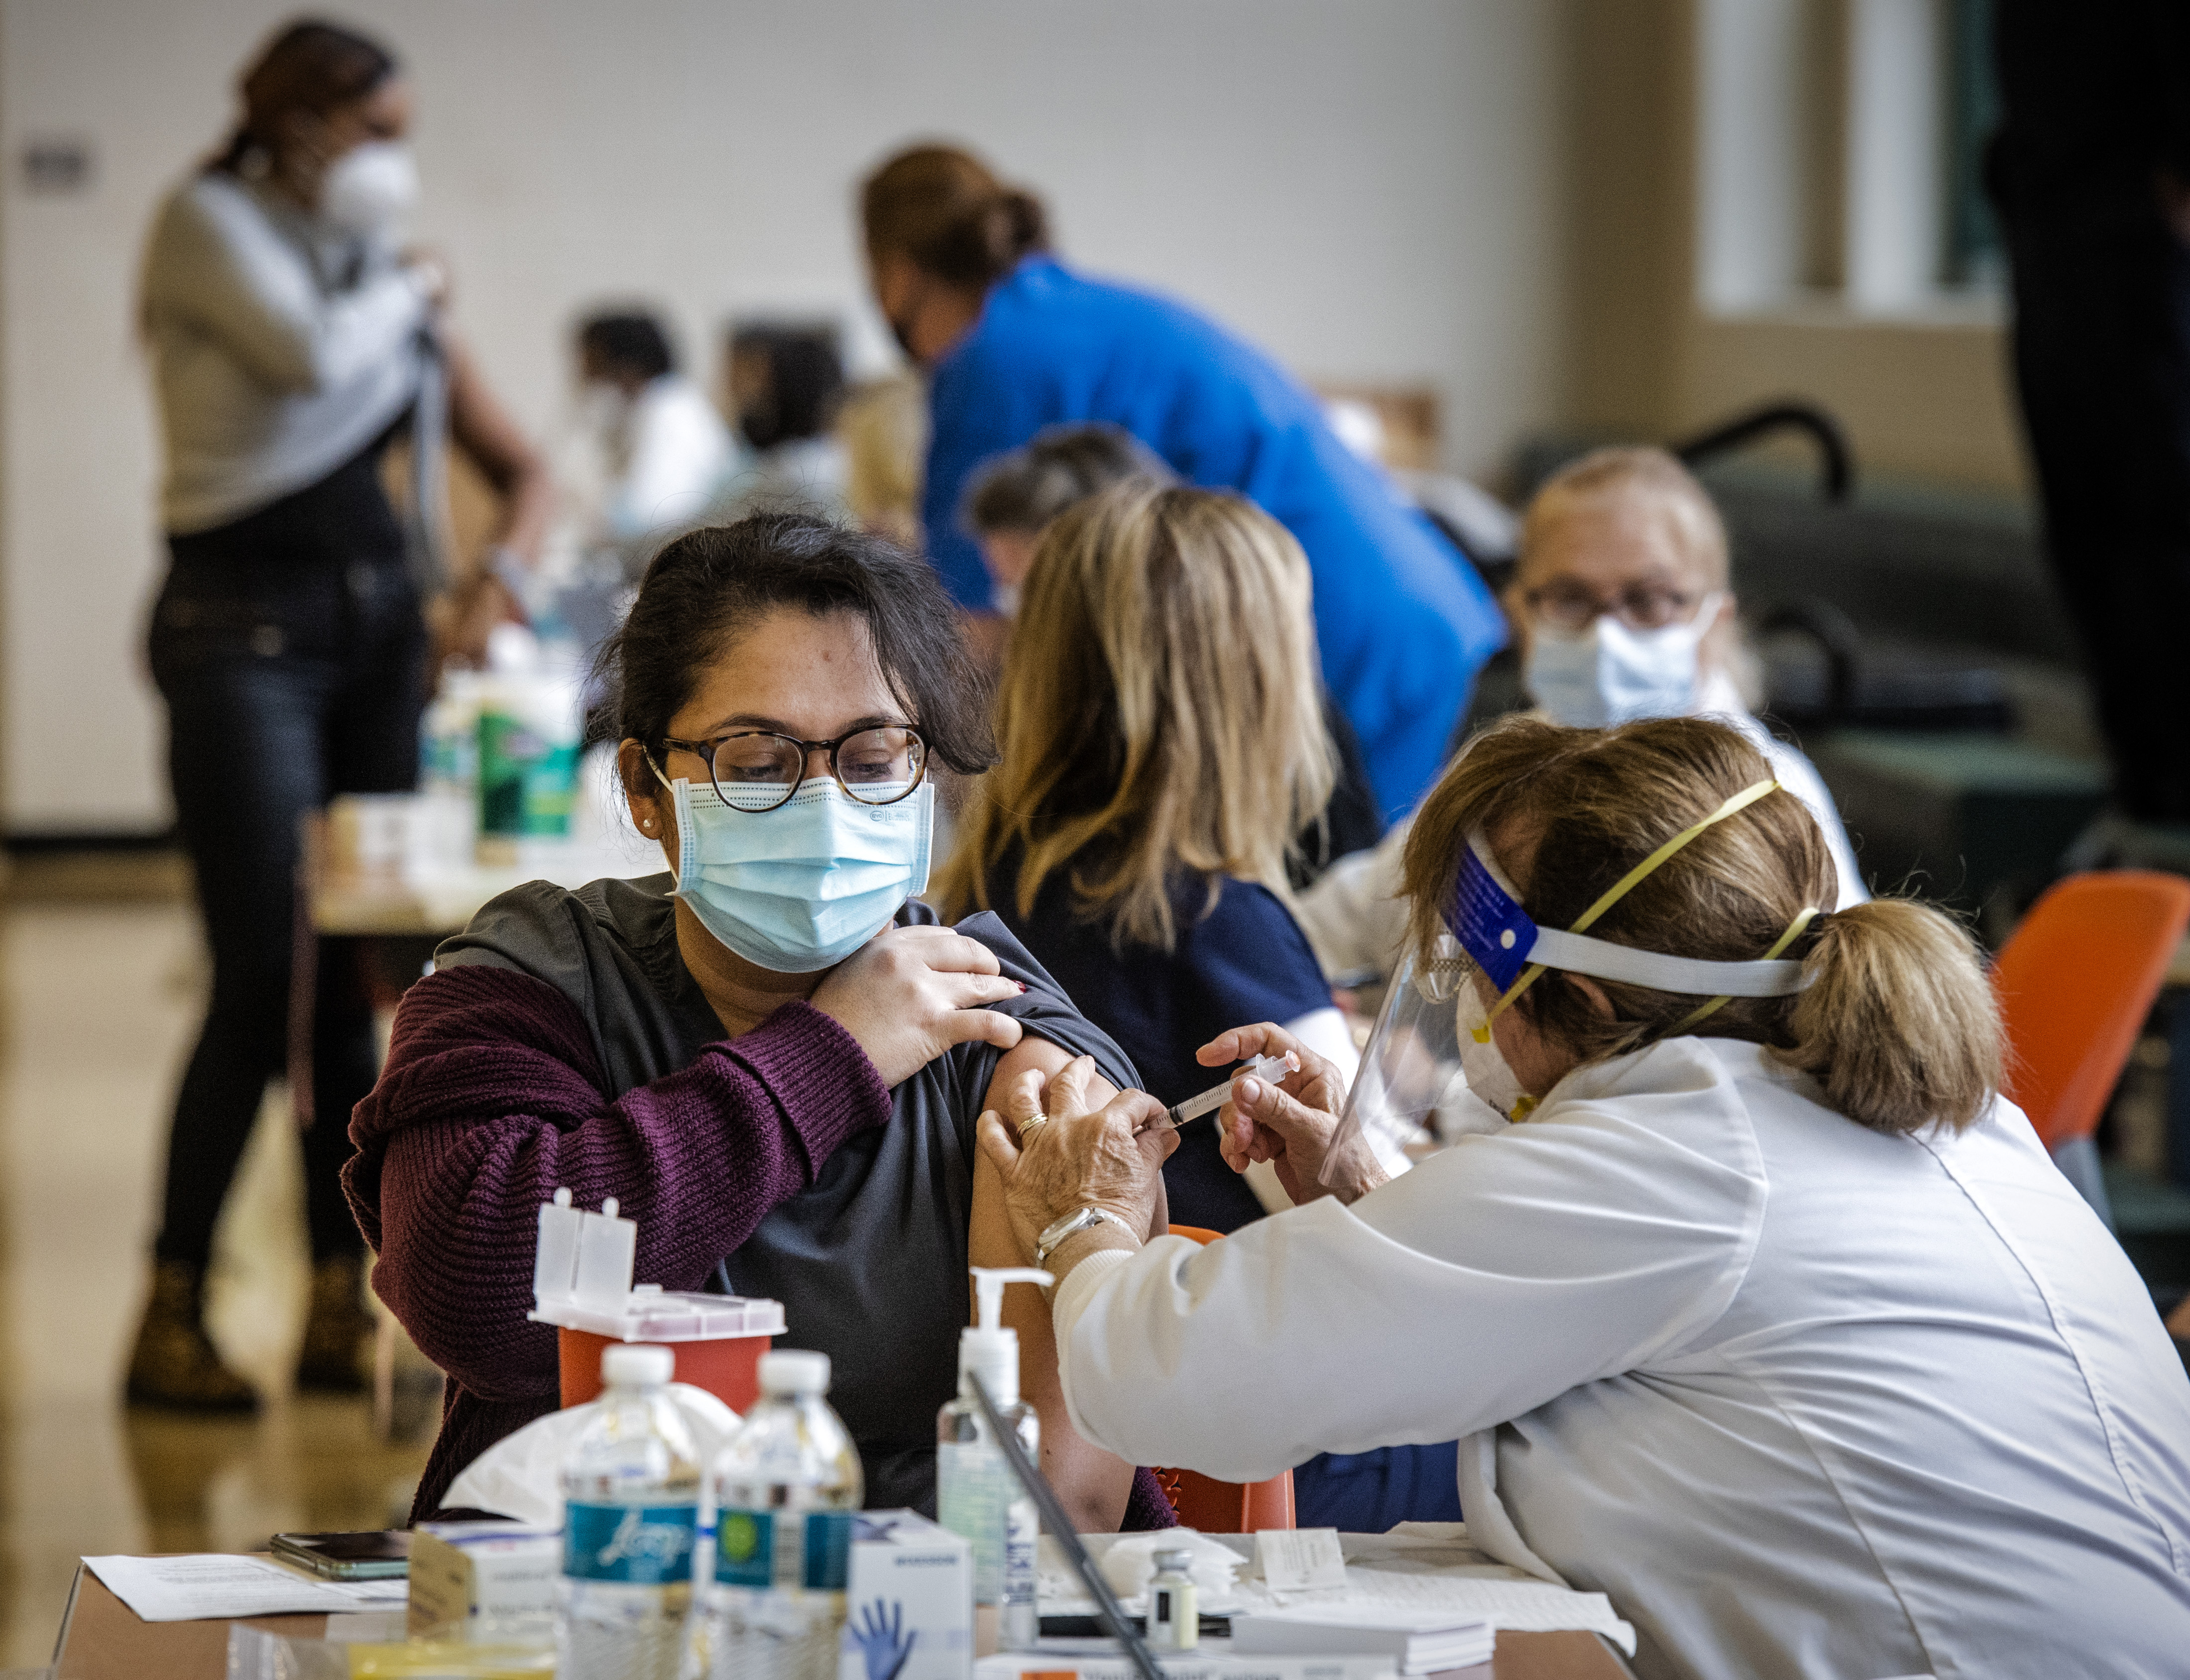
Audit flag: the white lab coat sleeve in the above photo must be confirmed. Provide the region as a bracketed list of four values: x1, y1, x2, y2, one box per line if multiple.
[1293, 818, 1413, 982]
[1052, 1051, 1765, 1481]
[148, 183, 428, 395]
[1769, 743, 1869, 907]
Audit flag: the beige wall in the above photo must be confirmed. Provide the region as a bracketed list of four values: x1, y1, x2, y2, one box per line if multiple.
[1562, 0, 2031, 495]
[0, 0, 1576, 834]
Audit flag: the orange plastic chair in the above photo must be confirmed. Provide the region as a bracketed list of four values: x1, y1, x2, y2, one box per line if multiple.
[1149, 1225, 1296, 1533]
[1992, 871, 2190, 1218]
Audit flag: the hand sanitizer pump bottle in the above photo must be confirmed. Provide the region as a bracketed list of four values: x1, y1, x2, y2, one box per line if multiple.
[936, 1266, 1050, 1651]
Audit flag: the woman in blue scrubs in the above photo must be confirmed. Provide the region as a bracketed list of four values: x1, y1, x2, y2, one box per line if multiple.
[860, 144, 1506, 821]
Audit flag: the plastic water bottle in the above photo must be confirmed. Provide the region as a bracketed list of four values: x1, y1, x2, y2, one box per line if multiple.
[557, 1343, 700, 1680]
[693, 1350, 863, 1680]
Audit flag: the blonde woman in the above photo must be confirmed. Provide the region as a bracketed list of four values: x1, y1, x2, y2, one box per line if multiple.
[942, 484, 1464, 1529]
[980, 713, 2190, 1680]
[942, 481, 1343, 1228]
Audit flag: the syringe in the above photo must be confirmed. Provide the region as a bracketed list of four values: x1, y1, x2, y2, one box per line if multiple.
[1152, 1052, 1297, 1131]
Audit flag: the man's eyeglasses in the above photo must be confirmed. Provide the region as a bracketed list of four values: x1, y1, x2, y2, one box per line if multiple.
[1522, 582, 1710, 635]
[655, 726, 928, 812]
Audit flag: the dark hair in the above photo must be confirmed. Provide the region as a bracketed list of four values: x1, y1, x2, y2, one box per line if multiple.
[963, 424, 1173, 537]
[212, 18, 397, 175]
[594, 514, 996, 791]
[861, 144, 1049, 289]
[729, 322, 846, 451]
[579, 312, 676, 382]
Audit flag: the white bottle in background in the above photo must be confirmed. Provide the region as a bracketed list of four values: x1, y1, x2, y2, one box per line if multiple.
[695, 1350, 863, 1680]
[417, 668, 488, 871]
[557, 1343, 701, 1680]
[936, 1267, 1049, 1651]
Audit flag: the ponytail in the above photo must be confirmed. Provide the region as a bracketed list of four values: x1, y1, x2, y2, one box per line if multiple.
[863, 145, 1050, 290]
[1772, 898, 2001, 1135]
[206, 19, 397, 178]
[1405, 714, 2004, 1138]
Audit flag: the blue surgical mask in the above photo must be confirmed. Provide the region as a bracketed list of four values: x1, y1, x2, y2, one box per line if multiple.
[1524, 594, 1721, 728]
[656, 771, 933, 974]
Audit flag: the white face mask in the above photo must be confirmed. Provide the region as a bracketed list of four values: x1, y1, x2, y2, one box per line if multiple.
[320, 140, 419, 238]
[1525, 593, 1721, 728]
[989, 579, 1022, 620]
[1455, 977, 1533, 1123]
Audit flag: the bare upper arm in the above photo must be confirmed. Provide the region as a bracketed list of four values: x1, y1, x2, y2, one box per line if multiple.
[979, 1035, 1119, 1126]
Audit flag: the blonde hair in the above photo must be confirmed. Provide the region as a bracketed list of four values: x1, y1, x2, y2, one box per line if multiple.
[1519, 446, 1730, 590]
[837, 375, 926, 546]
[938, 483, 1336, 950]
[1401, 714, 2001, 1135]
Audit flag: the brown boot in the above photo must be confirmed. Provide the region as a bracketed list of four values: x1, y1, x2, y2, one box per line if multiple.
[296, 1253, 375, 1394]
[126, 1260, 258, 1412]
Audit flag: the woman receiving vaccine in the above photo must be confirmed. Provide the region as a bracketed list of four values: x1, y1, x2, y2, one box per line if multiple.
[348, 514, 1177, 1533]
[131, 17, 551, 1410]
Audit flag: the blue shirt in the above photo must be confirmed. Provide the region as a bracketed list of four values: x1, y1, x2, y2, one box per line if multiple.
[985, 858, 1331, 1235]
[923, 257, 1507, 818]
[985, 854, 1465, 1532]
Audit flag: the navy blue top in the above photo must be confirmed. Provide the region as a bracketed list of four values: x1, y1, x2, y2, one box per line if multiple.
[922, 256, 1506, 819]
[984, 858, 1331, 1234]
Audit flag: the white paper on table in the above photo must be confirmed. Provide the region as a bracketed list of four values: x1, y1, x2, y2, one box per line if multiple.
[1254, 1528, 1347, 1591]
[83, 1555, 405, 1623]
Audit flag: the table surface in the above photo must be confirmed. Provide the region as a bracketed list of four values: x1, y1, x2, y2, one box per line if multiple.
[309, 846, 660, 936]
[53, 1567, 1633, 1680]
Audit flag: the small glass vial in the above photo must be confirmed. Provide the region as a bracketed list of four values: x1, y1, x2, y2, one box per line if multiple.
[1147, 1549, 1198, 1651]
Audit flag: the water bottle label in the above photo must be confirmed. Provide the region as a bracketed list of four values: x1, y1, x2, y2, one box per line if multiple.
[563, 1500, 697, 1584]
[804, 1509, 852, 1589]
[717, 1508, 854, 1590]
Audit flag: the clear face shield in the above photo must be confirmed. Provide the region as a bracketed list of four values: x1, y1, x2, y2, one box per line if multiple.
[1317, 779, 1816, 1196]
[1315, 937, 1511, 1195]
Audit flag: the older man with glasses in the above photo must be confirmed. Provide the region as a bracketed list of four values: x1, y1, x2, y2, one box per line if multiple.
[1296, 447, 1866, 988]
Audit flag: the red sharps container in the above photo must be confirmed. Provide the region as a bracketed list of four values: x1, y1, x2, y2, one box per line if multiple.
[528, 1189, 785, 1413]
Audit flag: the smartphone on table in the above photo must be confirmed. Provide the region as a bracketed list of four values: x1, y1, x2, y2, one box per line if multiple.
[268, 1529, 411, 1580]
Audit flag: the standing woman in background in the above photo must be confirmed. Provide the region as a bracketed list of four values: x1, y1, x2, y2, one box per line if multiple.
[131, 17, 552, 1409]
[860, 144, 1507, 821]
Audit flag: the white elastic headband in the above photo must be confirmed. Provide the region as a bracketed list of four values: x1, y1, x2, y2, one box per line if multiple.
[1449, 810, 1811, 1002]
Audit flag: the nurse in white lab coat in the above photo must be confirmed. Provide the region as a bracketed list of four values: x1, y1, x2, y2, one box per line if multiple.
[979, 714, 2190, 1680]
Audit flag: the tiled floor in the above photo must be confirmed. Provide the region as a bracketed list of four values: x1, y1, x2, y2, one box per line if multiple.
[0, 895, 430, 1669]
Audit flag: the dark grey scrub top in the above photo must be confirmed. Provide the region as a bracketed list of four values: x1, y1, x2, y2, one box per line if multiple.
[436, 875, 1139, 1513]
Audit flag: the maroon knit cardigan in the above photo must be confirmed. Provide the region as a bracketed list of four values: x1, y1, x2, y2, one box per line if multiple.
[346, 962, 1175, 1531]
[345, 963, 892, 1518]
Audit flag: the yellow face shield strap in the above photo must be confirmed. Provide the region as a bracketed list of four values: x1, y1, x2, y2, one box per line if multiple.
[1478, 777, 1783, 1035]
[1670, 904, 1820, 1034]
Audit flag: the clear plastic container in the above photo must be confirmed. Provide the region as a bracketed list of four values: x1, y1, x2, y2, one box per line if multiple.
[556, 1343, 700, 1680]
[937, 1267, 1047, 1650]
[692, 1350, 863, 1680]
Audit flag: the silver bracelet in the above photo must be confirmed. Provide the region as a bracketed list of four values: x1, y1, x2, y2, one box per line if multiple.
[1033, 1206, 1131, 1271]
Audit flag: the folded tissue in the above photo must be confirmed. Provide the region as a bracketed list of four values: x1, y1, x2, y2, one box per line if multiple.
[439, 1382, 740, 1527]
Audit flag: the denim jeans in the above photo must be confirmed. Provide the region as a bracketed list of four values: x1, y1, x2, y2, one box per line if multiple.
[148, 453, 427, 1266]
